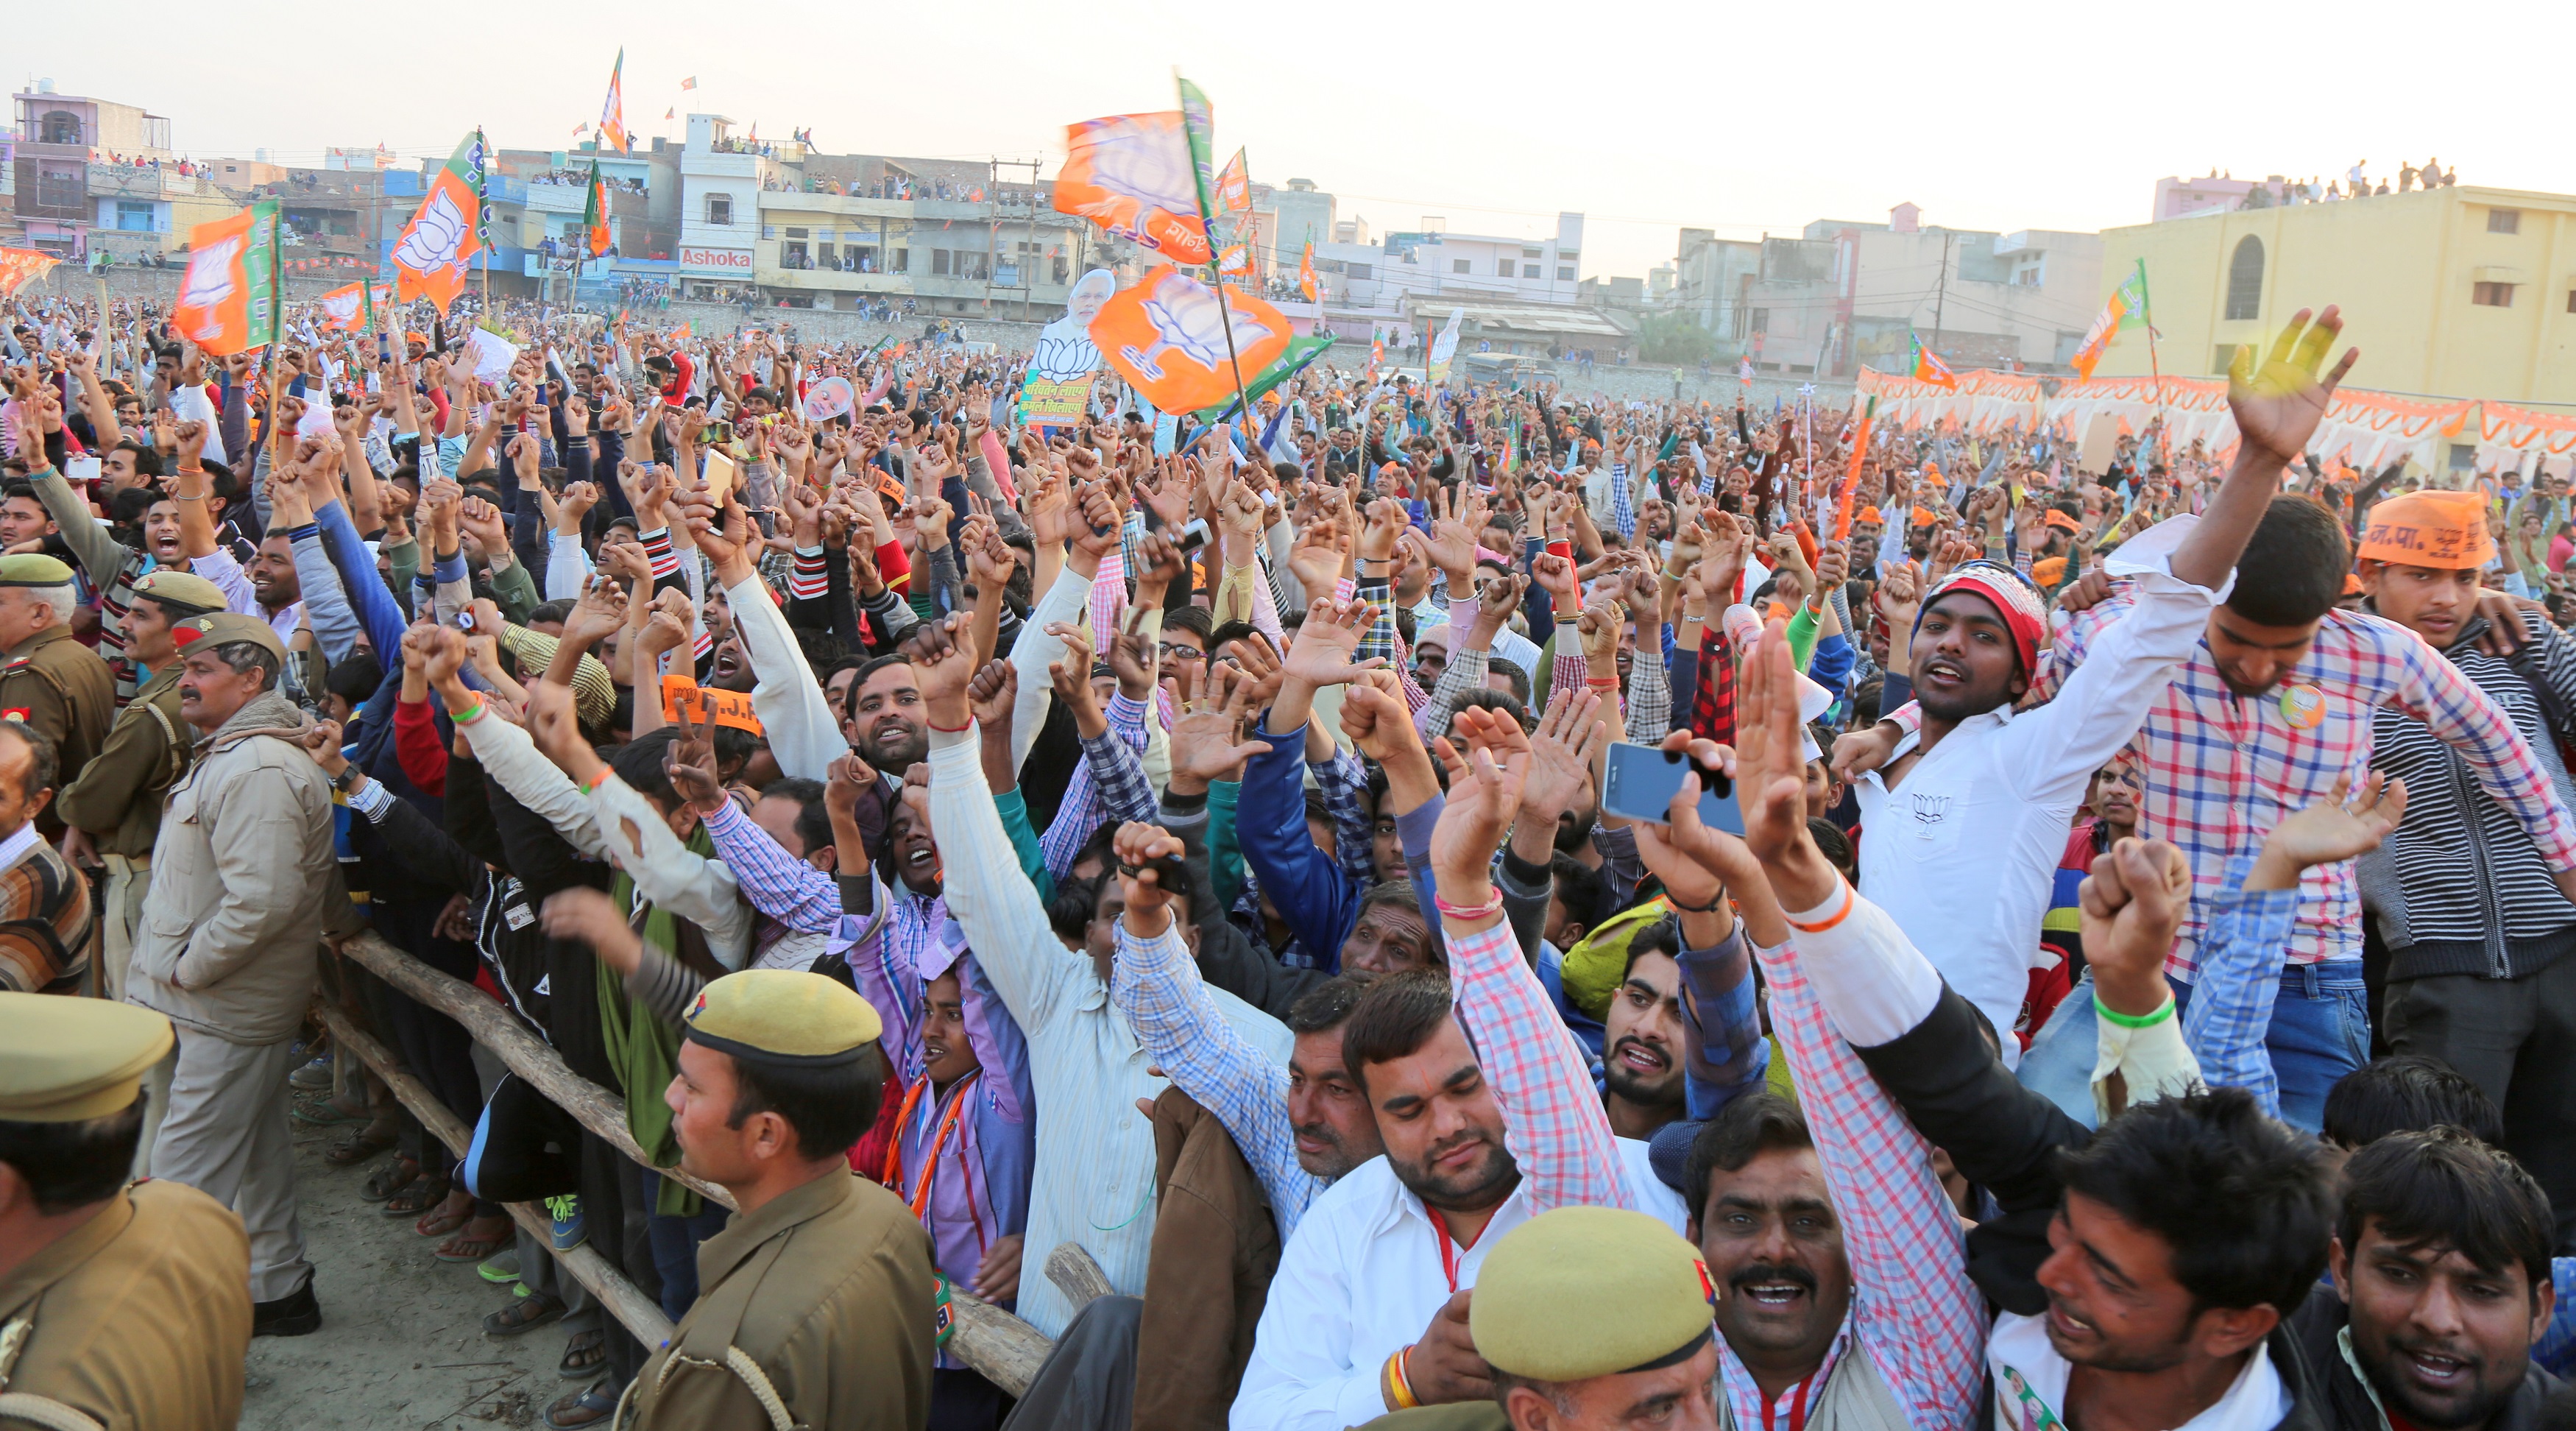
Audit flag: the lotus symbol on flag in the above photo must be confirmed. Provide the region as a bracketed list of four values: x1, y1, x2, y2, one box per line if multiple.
[179, 236, 243, 339]
[1075, 116, 1197, 230]
[1122, 270, 1272, 384]
[396, 190, 469, 275]
[321, 289, 361, 325]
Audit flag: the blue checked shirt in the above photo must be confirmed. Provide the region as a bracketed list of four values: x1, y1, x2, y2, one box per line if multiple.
[2179, 855, 2302, 1119]
[1038, 692, 1155, 879]
[1609, 461, 1635, 540]
[1111, 916, 1323, 1236]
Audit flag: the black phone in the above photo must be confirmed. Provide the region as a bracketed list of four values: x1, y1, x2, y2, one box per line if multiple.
[1599, 742, 1743, 834]
[1177, 517, 1211, 554]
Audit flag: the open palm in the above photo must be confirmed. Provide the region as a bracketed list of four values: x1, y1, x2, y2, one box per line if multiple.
[2229, 306, 2360, 467]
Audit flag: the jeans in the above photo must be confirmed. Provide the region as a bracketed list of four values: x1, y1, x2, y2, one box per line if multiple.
[633, 1165, 731, 1321]
[2016, 962, 2371, 1135]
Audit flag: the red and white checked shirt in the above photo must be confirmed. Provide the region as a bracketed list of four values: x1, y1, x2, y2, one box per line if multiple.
[2038, 597, 2576, 975]
[1747, 932, 1987, 1431]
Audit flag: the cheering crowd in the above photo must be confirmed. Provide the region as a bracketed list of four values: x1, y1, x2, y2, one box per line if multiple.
[4, 286, 2576, 1431]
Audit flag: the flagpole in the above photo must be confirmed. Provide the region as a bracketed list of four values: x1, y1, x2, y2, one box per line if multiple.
[2137, 261, 2170, 473]
[265, 199, 290, 478]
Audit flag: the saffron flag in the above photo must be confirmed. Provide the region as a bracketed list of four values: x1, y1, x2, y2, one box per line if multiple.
[599, 49, 630, 154]
[393, 134, 484, 317]
[1089, 266, 1290, 415]
[1298, 239, 1319, 303]
[1217, 241, 1253, 280]
[2070, 258, 2150, 381]
[173, 199, 280, 356]
[1833, 396, 1876, 541]
[680, 76, 697, 91]
[317, 280, 394, 331]
[1908, 331, 1957, 391]
[1052, 112, 1210, 266]
[583, 160, 612, 256]
[1215, 148, 1251, 216]
[0, 248, 62, 297]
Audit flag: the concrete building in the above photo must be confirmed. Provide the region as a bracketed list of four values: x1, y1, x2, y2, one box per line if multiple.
[676, 114, 799, 295]
[10, 80, 174, 256]
[1253, 177, 1334, 277]
[1719, 205, 2103, 378]
[2152, 174, 2293, 222]
[1383, 213, 1586, 307]
[2097, 184, 2576, 409]
[1670, 228, 1762, 342]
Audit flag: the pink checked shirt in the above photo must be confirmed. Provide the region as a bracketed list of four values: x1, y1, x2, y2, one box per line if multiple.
[2039, 598, 2576, 975]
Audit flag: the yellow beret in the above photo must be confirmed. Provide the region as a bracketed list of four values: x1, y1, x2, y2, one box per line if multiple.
[173, 612, 286, 668]
[0, 993, 173, 1123]
[684, 969, 882, 1067]
[0, 554, 74, 588]
[130, 569, 230, 617]
[1471, 1206, 1716, 1382]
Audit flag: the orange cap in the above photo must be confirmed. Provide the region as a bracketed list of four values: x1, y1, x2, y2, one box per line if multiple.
[2032, 556, 2068, 587]
[1909, 506, 1939, 528]
[2357, 490, 2494, 569]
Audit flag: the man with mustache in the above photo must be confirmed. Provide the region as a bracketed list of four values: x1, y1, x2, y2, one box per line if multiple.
[1233, 707, 1688, 1431]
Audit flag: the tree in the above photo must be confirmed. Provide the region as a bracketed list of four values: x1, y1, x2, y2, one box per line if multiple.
[1637, 311, 1719, 366]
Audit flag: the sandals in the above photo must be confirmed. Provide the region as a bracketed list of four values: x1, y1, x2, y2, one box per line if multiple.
[435, 1218, 514, 1263]
[381, 1174, 451, 1218]
[559, 1331, 607, 1379]
[324, 1125, 399, 1166]
[291, 1094, 372, 1128]
[414, 1200, 473, 1239]
[544, 1378, 622, 1430]
[482, 1291, 566, 1337]
[364, 1156, 422, 1201]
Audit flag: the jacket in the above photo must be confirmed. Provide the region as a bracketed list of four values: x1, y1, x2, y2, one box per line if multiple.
[2361, 608, 2576, 981]
[125, 690, 355, 1044]
[623, 1170, 933, 1431]
[1855, 983, 2330, 1431]
[2289, 1290, 2562, 1431]
[1132, 1086, 1281, 1431]
[55, 663, 193, 860]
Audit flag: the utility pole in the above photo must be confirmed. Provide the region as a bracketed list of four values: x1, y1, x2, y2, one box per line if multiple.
[1931, 230, 1953, 351]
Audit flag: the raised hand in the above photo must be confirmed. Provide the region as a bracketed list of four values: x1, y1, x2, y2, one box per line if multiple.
[1736, 618, 1835, 908]
[664, 704, 729, 815]
[2077, 837, 2195, 1020]
[1428, 705, 1530, 898]
[1280, 598, 1382, 690]
[966, 659, 1018, 729]
[1166, 664, 1273, 791]
[2251, 771, 2405, 888]
[2229, 307, 2360, 469]
[1520, 688, 1610, 826]
[899, 612, 981, 730]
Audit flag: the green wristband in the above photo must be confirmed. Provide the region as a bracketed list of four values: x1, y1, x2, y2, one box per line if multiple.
[2094, 992, 2176, 1029]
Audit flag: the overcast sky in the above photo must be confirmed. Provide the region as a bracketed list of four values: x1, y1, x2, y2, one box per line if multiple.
[15, 0, 2561, 283]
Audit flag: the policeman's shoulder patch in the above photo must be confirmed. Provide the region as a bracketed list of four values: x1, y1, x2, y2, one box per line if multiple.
[1, 710, 29, 723]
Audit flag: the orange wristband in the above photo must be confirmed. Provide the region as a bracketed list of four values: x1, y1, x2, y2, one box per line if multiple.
[1783, 881, 1856, 934]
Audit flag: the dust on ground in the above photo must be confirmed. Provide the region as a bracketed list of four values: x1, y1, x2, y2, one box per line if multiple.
[243, 1124, 588, 1431]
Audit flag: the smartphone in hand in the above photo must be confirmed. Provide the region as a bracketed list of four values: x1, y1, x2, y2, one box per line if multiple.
[1599, 742, 1743, 835]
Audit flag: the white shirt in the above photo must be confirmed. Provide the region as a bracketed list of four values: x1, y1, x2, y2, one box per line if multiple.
[927, 731, 1291, 1338]
[1988, 1310, 2290, 1431]
[1855, 528, 2223, 1062]
[1230, 1140, 1685, 1431]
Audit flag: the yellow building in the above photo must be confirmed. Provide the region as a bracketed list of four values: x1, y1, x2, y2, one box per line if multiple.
[2098, 186, 2576, 406]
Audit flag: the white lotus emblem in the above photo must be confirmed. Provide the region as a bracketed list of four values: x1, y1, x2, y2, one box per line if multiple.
[1071, 116, 1197, 228]
[395, 188, 469, 275]
[180, 236, 241, 312]
[1119, 271, 1273, 382]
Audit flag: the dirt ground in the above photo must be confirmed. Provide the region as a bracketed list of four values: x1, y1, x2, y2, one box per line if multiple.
[243, 1123, 590, 1431]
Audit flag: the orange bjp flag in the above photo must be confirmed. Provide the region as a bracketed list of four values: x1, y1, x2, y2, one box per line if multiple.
[173, 199, 280, 356]
[1052, 113, 1211, 267]
[392, 135, 485, 317]
[1090, 266, 1289, 416]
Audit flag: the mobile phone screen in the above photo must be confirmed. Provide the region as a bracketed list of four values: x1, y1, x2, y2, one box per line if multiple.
[1599, 742, 1743, 834]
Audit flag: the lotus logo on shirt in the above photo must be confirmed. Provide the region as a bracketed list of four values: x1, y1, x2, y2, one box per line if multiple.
[1906, 792, 1953, 828]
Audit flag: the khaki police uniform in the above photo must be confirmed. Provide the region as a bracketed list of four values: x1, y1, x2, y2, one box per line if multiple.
[54, 664, 191, 1004]
[0, 626, 113, 845]
[0, 994, 252, 1431]
[615, 969, 935, 1430]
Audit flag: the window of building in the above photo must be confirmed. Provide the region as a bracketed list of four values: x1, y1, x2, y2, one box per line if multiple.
[2212, 344, 2244, 375]
[932, 250, 952, 275]
[1498, 260, 1514, 277]
[785, 227, 808, 239]
[1556, 266, 1574, 281]
[888, 248, 908, 272]
[1558, 250, 1579, 264]
[1750, 308, 1769, 335]
[2223, 236, 2263, 320]
[1522, 264, 1540, 278]
[1453, 259, 1470, 274]
[2489, 208, 2521, 235]
[2568, 289, 2576, 314]
[760, 225, 776, 240]
[706, 194, 732, 225]
[1345, 263, 1371, 281]
[115, 201, 154, 233]
[39, 111, 79, 144]
[2474, 281, 2516, 307]
[1522, 247, 1543, 258]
